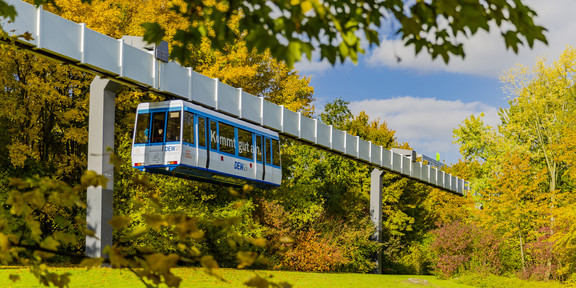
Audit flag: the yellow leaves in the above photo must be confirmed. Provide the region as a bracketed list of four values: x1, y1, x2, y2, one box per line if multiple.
[249, 237, 268, 248]
[81, 170, 109, 189]
[125, 226, 147, 239]
[192, 39, 315, 116]
[108, 215, 131, 229]
[63, 127, 88, 144]
[27, 218, 42, 242]
[23, 190, 46, 210]
[53, 232, 76, 246]
[164, 273, 183, 288]
[237, 251, 258, 269]
[29, 263, 72, 288]
[0, 233, 8, 251]
[0, 233, 14, 264]
[143, 214, 205, 241]
[279, 236, 294, 244]
[200, 255, 218, 270]
[135, 253, 183, 287]
[85, 228, 96, 238]
[290, 0, 314, 13]
[145, 253, 180, 273]
[36, 236, 60, 258]
[200, 255, 225, 281]
[79, 257, 104, 269]
[7, 142, 37, 168]
[7, 190, 29, 216]
[243, 184, 254, 193]
[174, 217, 204, 240]
[105, 246, 131, 268]
[174, 218, 204, 241]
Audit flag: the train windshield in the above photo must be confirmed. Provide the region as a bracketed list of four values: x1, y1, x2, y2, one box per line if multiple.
[166, 111, 181, 142]
[151, 112, 166, 143]
[134, 113, 150, 144]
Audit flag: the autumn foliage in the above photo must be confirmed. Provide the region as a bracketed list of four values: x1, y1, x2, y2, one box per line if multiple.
[430, 221, 502, 279]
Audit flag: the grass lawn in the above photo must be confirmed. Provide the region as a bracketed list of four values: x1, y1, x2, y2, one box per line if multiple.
[0, 266, 567, 288]
[0, 266, 471, 288]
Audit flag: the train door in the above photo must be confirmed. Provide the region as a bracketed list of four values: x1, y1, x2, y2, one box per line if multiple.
[206, 119, 220, 171]
[164, 110, 182, 167]
[270, 138, 281, 184]
[181, 110, 196, 167]
[255, 135, 264, 181]
[196, 116, 207, 168]
[147, 111, 166, 166]
[264, 137, 272, 182]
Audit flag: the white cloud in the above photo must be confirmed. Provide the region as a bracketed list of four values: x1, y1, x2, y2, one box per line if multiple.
[349, 97, 500, 164]
[294, 57, 333, 74]
[367, 0, 576, 77]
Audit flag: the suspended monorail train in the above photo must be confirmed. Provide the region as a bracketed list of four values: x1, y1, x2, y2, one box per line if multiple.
[131, 100, 282, 189]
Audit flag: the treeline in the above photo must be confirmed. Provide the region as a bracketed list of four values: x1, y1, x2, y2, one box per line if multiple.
[444, 46, 576, 282]
[0, 0, 466, 281]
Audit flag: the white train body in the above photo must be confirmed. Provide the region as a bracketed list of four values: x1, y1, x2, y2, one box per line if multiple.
[131, 100, 281, 189]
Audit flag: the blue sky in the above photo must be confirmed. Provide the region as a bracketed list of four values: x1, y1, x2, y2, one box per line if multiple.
[295, 0, 576, 165]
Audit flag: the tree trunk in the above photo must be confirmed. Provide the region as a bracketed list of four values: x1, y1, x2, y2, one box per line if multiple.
[519, 231, 526, 274]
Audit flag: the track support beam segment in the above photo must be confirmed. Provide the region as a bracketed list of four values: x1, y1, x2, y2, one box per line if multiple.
[86, 76, 121, 259]
[370, 168, 384, 274]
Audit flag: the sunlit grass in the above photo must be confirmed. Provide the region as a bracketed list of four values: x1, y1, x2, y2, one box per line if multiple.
[1, 266, 563, 288]
[0, 266, 473, 288]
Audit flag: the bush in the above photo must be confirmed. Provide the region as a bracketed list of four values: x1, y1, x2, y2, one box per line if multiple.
[520, 227, 558, 281]
[279, 228, 348, 272]
[430, 221, 502, 278]
[256, 199, 377, 273]
[397, 236, 435, 275]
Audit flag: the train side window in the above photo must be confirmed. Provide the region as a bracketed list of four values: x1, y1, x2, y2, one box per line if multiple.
[210, 120, 218, 150]
[134, 113, 150, 144]
[166, 111, 181, 142]
[198, 117, 206, 147]
[151, 112, 166, 143]
[238, 128, 253, 160]
[219, 122, 235, 155]
[265, 138, 272, 165]
[272, 139, 280, 166]
[256, 135, 262, 162]
[183, 111, 194, 144]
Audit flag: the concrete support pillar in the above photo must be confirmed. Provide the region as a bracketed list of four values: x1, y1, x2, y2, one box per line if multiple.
[370, 168, 384, 274]
[86, 76, 121, 258]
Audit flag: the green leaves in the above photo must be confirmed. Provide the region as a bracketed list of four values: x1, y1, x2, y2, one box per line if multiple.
[154, 0, 548, 66]
[0, 0, 17, 22]
[141, 22, 166, 45]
